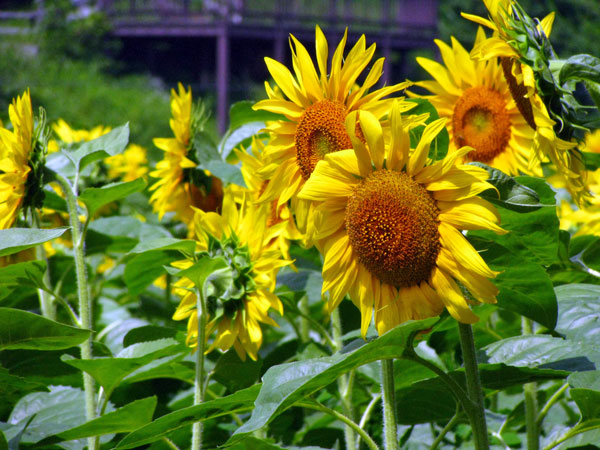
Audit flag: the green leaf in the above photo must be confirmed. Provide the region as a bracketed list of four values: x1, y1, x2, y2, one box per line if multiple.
[126, 237, 196, 258]
[61, 338, 185, 395]
[0, 228, 69, 257]
[193, 131, 221, 162]
[79, 178, 146, 217]
[123, 326, 179, 348]
[555, 283, 600, 365]
[0, 261, 47, 290]
[229, 319, 437, 442]
[571, 389, 600, 421]
[583, 151, 600, 171]
[472, 164, 546, 211]
[559, 54, 600, 85]
[584, 80, 600, 112]
[5, 386, 113, 445]
[123, 250, 180, 295]
[405, 98, 449, 162]
[204, 159, 246, 187]
[0, 368, 47, 419]
[470, 177, 559, 265]
[227, 101, 283, 131]
[469, 237, 557, 329]
[553, 420, 600, 450]
[212, 349, 263, 392]
[175, 255, 233, 299]
[114, 385, 260, 449]
[480, 335, 593, 371]
[42, 188, 68, 212]
[63, 123, 129, 172]
[0, 431, 6, 450]
[0, 308, 90, 351]
[569, 370, 600, 391]
[36, 397, 157, 446]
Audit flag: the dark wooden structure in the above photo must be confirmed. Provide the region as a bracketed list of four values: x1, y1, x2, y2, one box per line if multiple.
[98, 0, 438, 132]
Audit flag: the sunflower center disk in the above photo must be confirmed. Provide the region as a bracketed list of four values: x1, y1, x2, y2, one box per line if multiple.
[452, 86, 511, 163]
[295, 99, 352, 180]
[345, 170, 442, 288]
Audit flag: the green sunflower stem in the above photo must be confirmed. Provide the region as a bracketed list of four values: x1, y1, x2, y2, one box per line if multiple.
[458, 322, 489, 450]
[381, 358, 399, 450]
[192, 287, 208, 450]
[55, 173, 97, 450]
[522, 318, 539, 450]
[33, 211, 56, 320]
[331, 308, 356, 450]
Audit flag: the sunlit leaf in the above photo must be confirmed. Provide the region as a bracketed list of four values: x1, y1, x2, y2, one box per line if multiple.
[0, 228, 69, 258]
[126, 237, 196, 257]
[63, 123, 129, 172]
[36, 397, 157, 445]
[79, 178, 146, 217]
[0, 308, 90, 351]
[114, 385, 260, 449]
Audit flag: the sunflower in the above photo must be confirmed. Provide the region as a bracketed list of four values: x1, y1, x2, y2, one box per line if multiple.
[234, 136, 302, 260]
[149, 83, 222, 228]
[105, 143, 148, 182]
[462, 0, 586, 204]
[253, 26, 412, 232]
[298, 102, 505, 336]
[172, 188, 290, 361]
[49, 119, 111, 151]
[0, 90, 36, 228]
[413, 28, 540, 176]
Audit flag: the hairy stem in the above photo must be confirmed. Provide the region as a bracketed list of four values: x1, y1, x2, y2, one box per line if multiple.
[522, 318, 539, 450]
[55, 174, 96, 450]
[458, 322, 489, 450]
[192, 287, 208, 450]
[381, 358, 398, 450]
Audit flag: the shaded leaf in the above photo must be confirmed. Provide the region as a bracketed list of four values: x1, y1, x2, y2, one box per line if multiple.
[126, 238, 196, 258]
[114, 385, 260, 449]
[204, 160, 245, 187]
[79, 178, 146, 217]
[0, 261, 47, 290]
[36, 397, 157, 446]
[405, 98, 449, 161]
[469, 237, 557, 329]
[0, 308, 90, 351]
[559, 54, 600, 84]
[571, 389, 600, 421]
[123, 251, 179, 295]
[175, 255, 232, 299]
[0, 368, 47, 419]
[0, 228, 69, 258]
[213, 349, 262, 392]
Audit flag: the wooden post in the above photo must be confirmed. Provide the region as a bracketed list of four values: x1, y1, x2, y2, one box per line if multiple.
[216, 24, 230, 135]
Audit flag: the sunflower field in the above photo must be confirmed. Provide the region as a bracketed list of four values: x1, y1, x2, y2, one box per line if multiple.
[1, 0, 600, 449]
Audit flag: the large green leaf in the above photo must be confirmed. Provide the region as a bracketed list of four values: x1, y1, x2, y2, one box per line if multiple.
[0, 308, 90, 351]
[0, 228, 69, 257]
[175, 255, 232, 299]
[79, 178, 146, 218]
[123, 251, 179, 295]
[470, 177, 559, 265]
[571, 389, 600, 421]
[126, 237, 196, 258]
[114, 385, 260, 449]
[61, 338, 186, 396]
[36, 397, 157, 446]
[5, 386, 114, 446]
[480, 335, 593, 371]
[229, 319, 437, 442]
[554, 283, 600, 365]
[0, 261, 47, 290]
[204, 159, 245, 187]
[569, 370, 600, 391]
[473, 164, 547, 212]
[212, 349, 262, 392]
[469, 237, 557, 329]
[63, 123, 129, 172]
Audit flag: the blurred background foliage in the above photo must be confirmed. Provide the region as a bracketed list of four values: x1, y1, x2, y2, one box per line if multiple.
[0, 0, 598, 152]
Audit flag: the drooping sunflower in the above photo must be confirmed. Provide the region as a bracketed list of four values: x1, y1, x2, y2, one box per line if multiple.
[298, 102, 505, 336]
[172, 188, 290, 361]
[105, 144, 148, 182]
[0, 90, 38, 228]
[253, 26, 412, 231]
[149, 83, 223, 228]
[234, 136, 302, 260]
[462, 0, 586, 204]
[414, 28, 540, 176]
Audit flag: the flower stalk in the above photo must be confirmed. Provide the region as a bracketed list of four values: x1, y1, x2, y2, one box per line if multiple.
[192, 286, 208, 450]
[381, 358, 398, 450]
[458, 322, 489, 450]
[522, 318, 539, 450]
[55, 173, 97, 450]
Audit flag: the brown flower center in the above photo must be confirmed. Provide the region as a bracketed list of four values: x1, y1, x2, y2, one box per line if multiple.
[452, 86, 512, 163]
[345, 169, 441, 288]
[295, 100, 352, 180]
